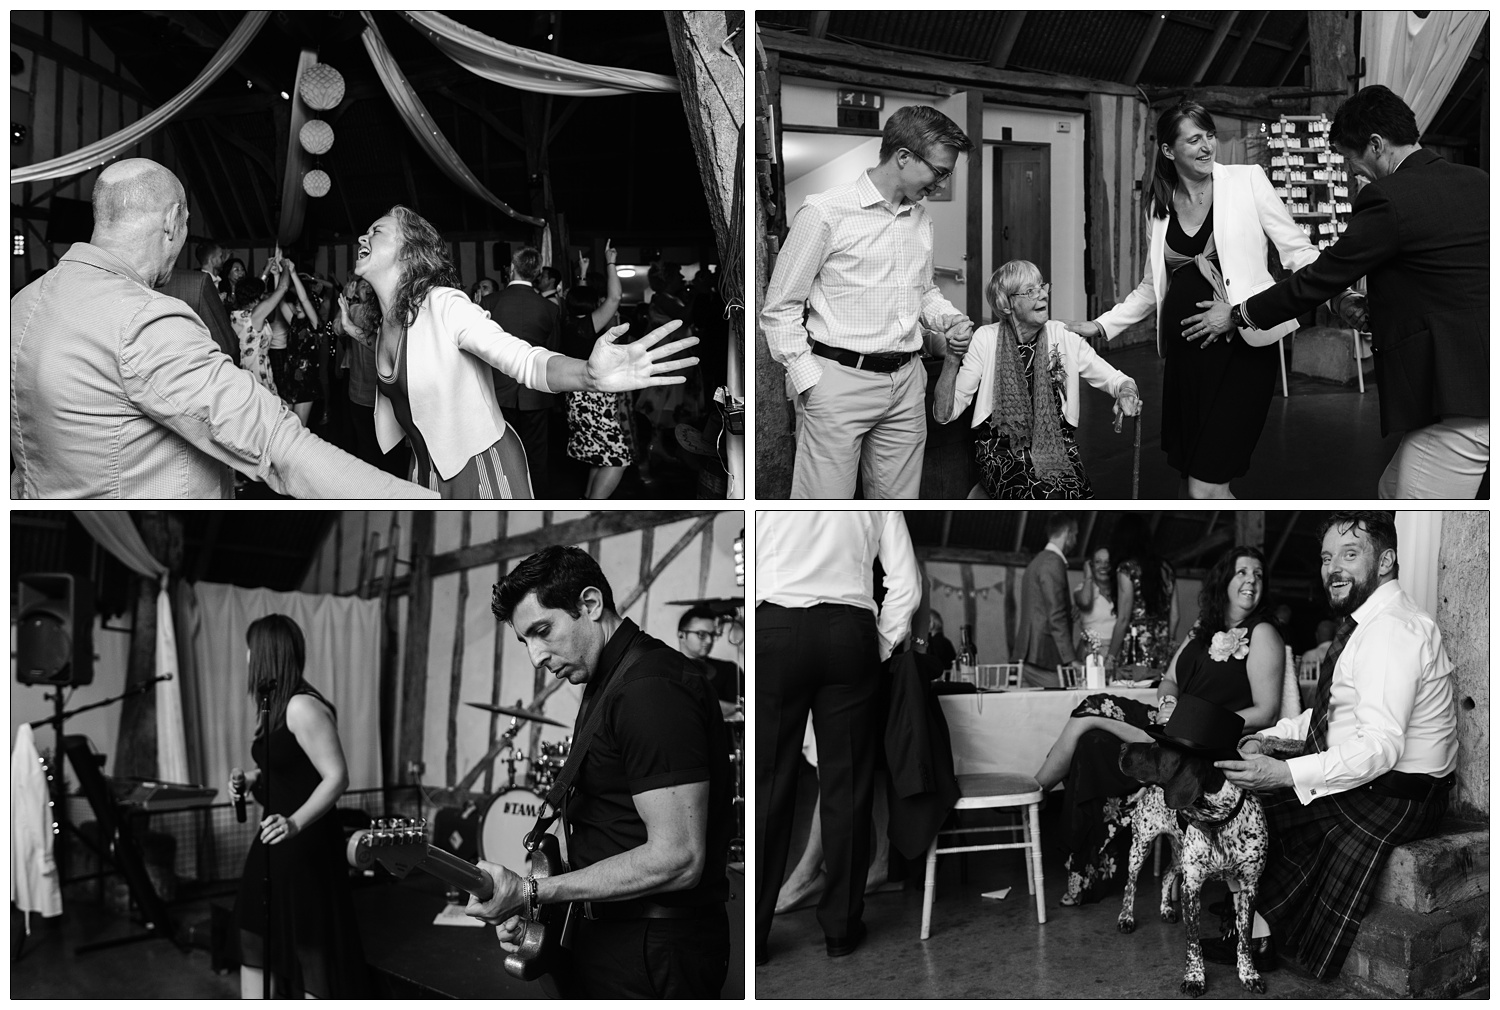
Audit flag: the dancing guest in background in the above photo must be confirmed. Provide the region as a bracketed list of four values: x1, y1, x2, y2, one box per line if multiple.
[353, 206, 698, 498]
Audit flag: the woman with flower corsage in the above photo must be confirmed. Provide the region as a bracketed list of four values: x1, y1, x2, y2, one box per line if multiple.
[933, 260, 1140, 499]
[1034, 545, 1283, 907]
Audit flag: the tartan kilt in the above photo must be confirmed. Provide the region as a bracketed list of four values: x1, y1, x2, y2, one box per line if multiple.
[1256, 783, 1449, 979]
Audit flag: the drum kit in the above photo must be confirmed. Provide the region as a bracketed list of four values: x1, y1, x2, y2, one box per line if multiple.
[464, 701, 571, 863]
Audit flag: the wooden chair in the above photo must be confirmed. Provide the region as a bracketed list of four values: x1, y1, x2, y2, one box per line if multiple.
[975, 663, 1023, 690]
[921, 772, 1046, 939]
[1056, 664, 1084, 688]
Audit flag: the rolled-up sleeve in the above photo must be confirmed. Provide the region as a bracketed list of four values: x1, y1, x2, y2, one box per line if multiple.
[761, 202, 831, 394]
[120, 299, 435, 499]
[441, 288, 559, 393]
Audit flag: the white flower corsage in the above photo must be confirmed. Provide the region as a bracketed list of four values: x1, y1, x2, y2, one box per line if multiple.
[1208, 626, 1251, 662]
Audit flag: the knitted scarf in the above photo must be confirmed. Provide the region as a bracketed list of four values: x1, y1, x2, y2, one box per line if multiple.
[990, 318, 1072, 481]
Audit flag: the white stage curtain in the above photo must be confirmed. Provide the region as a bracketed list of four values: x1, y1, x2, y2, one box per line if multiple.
[189, 584, 383, 813]
[1395, 511, 1443, 620]
[73, 512, 189, 785]
[401, 11, 680, 96]
[10, 12, 269, 185]
[1362, 11, 1488, 133]
[360, 14, 545, 227]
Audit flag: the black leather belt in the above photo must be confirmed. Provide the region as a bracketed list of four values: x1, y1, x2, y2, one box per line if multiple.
[581, 899, 720, 921]
[1365, 770, 1453, 802]
[812, 340, 916, 373]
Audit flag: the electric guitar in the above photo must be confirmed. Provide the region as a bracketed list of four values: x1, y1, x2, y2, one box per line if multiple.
[346, 817, 567, 981]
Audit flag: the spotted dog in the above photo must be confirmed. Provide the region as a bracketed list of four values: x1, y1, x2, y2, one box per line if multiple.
[1118, 742, 1269, 997]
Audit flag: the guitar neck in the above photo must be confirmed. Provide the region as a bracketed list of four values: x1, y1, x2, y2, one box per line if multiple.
[419, 844, 495, 901]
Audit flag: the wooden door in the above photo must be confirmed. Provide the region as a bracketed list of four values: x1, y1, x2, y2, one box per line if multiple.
[993, 144, 1051, 280]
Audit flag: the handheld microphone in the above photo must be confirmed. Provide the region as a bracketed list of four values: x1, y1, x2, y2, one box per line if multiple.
[231, 768, 247, 823]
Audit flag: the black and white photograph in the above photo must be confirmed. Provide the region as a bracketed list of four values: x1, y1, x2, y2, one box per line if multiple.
[11, 509, 746, 998]
[11, 11, 746, 500]
[754, 509, 1487, 998]
[753, 12, 1488, 500]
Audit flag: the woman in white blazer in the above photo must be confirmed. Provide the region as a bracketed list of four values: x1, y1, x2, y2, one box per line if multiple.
[934, 260, 1140, 499]
[354, 206, 697, 498]
[1067, 101, 1319, 499]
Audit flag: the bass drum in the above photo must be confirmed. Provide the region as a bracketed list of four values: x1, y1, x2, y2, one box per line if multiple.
[480, 788, 558, 866]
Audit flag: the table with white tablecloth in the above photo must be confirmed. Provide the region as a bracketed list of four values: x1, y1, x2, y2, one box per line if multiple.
[939, 687, 1159, 778]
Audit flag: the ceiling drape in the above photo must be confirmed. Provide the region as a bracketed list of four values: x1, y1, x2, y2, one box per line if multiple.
[1361, 11, 1488, 134]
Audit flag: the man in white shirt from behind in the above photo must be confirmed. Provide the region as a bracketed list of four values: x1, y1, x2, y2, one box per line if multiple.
[1210, 511, 1458, 979]
[754, 511, 920, 965]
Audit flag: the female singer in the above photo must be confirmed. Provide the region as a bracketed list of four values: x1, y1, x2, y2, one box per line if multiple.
[229, 614, 365, 998]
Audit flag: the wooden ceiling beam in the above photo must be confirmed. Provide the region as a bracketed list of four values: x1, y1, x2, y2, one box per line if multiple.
[807, 12, 831, 41]
[1268, 510, 1300, 569]
[760, 26, 1137, 97]
[437, 86, 526, 151]
[1187, 11, 1239, 86]
[11, 25, 154, 106]
[1216, 11, 1269, 85]
[142, 11, 281, 97]
[1271, 25, 1310, 87]
[988, 12, 1027, 70]
[1124, 12, 1169, 86]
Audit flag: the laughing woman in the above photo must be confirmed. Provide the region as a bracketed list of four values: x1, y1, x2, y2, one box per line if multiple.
[353, 206, 698, 498]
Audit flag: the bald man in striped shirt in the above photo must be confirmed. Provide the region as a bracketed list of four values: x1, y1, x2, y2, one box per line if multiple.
[762, 105, 975, 499]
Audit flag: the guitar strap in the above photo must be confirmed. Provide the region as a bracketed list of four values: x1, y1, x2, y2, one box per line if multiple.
[523, 630, 659, 851]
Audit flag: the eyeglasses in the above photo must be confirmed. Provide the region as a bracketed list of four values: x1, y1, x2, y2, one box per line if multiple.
[1014, 283, 1052, 300]
[904, 148, 953, 186]
[680, 629, 720, 642]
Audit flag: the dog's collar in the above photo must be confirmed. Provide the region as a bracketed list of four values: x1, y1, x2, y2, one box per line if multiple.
[1177, 789, 1247, 836]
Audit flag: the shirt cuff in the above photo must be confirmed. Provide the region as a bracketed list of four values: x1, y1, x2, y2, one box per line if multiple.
[528, 348, 560, 394]
[1286, 754, 1330, 805]
[783, 352, 823, 394]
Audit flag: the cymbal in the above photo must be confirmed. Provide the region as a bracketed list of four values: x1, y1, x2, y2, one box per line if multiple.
[465, 702, 566, 727]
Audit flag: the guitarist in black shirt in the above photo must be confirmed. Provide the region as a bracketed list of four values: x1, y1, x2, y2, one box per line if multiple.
[468, 546, 733, 998]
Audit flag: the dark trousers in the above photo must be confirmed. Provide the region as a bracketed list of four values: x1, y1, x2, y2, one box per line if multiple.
[348, 399, 410, 479]
[501, 406, 549, 495]
[756, 602, 881, 951]
[545, 908, 729, 998]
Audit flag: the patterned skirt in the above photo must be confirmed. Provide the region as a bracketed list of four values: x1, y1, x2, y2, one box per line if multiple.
[566, 391, 635, 467]
[975, 425, 1094, 500]
[409, 426, 533, 499]
[1059, 693, 1159, 905]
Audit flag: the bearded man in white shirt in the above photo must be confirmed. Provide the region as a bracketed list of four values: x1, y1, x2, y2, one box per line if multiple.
[762, 105, 975, 499]
[1209, 511, 1458, 979]
[754, 510, 921, 964]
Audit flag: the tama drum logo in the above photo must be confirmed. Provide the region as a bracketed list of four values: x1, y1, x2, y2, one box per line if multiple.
[504, 800, 542, 817]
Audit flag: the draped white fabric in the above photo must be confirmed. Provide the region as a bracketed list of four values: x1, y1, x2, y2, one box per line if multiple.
[360, 14, 545, 227]
[1395, 511, 1444, 621]
[10, 12, 270, 185]
[1362, 11, 1488, 133]
[401, 11, 680, 96]
[11, 724, 64, 931]
[72, 512, 189, 783]
[190, 584, 383, 811]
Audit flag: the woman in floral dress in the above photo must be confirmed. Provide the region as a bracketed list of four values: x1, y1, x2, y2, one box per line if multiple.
[1034, 545, 1284, 906]
[1105, 512, 1177, 678]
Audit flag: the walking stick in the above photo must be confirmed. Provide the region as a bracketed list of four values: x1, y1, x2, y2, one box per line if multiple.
[1131, 410, 1142, 500]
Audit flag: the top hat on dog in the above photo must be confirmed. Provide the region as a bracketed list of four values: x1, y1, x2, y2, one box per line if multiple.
[1145, 694, 1245, 761]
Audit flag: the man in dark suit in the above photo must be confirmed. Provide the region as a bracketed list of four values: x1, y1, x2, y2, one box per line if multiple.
[481, 246, 562, 495]
[1188, 85, 1488, 499]
[1012, 512, 1078, 687]
[159, 266, 239, 365]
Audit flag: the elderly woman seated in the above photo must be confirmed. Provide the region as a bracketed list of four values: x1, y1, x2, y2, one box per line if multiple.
[933, 259, 1140, 499]
[1033, 545, 1286, 906]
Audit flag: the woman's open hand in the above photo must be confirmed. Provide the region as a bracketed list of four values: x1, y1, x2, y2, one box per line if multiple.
[585, 319, 699, 392]
[1063, 320, 1103, 339]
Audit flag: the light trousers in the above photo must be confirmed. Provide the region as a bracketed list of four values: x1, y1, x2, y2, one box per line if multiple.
[1378, 416, 1488, 499]
[791, 357, 926, 499]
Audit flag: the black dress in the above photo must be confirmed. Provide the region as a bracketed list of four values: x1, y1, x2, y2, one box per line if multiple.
[234, 694, 367, 997]
[1159, 203, 1279, 484]
[1057, 617, 1264, 904]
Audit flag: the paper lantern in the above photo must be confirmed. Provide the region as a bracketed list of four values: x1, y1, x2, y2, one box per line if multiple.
[303, 170, 331, 198]
[299, 119, 334, 156]
[299, 63, 345, 111]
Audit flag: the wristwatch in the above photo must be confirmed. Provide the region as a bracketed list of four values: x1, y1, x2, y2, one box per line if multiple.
[1229, 303, 1248, 331]
[524, 874, 540, 919]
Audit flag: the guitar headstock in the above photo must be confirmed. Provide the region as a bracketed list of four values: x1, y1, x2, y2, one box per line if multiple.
[346, 816, 430, 878]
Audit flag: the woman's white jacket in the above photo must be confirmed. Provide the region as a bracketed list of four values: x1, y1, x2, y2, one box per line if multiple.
[1096, 162, 1320, 352]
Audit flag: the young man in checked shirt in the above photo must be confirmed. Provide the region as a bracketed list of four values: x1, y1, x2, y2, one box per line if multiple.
[761, 105, 975, 499]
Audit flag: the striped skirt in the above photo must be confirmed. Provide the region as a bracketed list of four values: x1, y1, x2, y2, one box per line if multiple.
[410, 425, 534, 499]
